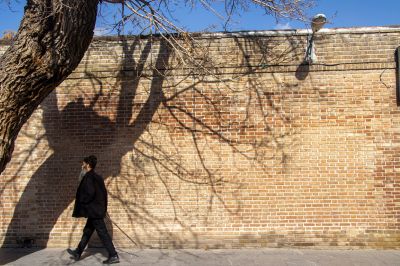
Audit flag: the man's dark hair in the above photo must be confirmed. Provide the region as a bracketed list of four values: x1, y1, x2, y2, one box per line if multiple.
[83, 155, 97, 169]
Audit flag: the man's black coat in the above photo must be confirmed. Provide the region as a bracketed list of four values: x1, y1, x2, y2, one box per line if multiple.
[73, 170, 108, 219]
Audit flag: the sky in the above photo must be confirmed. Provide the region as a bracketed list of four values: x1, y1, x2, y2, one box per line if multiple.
[0, 0, 399, 37]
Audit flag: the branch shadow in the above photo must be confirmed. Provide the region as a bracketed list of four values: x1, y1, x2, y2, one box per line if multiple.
[1, 34, 299, 264]
[0, 36, 170, 263]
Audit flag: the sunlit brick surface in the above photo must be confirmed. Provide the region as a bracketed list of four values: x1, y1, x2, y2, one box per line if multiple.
[1, 27, 400, 248]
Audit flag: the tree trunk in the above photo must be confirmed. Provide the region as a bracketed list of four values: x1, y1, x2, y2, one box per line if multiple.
[0, 0, 99, 173]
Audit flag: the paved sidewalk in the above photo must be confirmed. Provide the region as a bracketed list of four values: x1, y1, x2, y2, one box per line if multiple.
[0, 248, 399, 266]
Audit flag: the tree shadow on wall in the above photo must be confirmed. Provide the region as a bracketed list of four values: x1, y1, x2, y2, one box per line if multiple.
[1, 34, 297, 264]
[0, 37, 171, 263]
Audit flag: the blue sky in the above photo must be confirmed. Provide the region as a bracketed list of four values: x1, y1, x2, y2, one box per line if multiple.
[0, 0, 399, 37]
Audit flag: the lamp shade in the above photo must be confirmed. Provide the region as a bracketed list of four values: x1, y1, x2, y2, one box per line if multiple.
[311, 14, 327, 33]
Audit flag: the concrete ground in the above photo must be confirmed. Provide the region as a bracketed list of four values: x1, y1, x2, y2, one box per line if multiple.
[0, 248, 399, 266]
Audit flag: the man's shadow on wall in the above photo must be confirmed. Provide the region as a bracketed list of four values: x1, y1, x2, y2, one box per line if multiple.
[0, 37, 170, 264]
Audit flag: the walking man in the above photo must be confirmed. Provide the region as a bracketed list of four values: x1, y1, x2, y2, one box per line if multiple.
[68, 155, 119, 264]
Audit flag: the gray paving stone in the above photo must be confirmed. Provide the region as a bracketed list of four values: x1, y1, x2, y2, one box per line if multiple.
[0, 248, 399, 266]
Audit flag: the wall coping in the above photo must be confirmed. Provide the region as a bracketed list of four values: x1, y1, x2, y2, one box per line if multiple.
[1, 26, 400, 46]
[91, 25, 400, 42]
[185, 25, 400, 38]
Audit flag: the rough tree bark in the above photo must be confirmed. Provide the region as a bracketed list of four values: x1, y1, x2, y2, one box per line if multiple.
[0, 0, 99, 173]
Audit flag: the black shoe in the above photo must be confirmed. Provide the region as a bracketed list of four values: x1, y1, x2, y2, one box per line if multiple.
[103, 254, 120, 264]
[67, 248, 81, 261]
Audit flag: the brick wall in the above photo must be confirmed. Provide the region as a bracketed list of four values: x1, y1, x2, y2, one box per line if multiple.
[1, 26, 400, 248]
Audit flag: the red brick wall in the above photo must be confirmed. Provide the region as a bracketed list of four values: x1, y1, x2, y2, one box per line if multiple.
[1, 26, 400, 248]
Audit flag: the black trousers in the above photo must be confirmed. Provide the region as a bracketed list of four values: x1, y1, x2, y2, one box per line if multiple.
[77, 218, 117, 257]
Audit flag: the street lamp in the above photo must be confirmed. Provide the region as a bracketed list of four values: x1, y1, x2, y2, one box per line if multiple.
[304, 14, 327, 64]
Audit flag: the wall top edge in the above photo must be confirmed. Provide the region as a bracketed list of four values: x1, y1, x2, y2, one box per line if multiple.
[191, 25, 400, 37]
[90, 25, 400, 42]
[1, 25, 400, 46]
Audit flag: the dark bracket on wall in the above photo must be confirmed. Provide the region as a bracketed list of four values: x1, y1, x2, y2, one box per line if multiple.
[396, 47, 400, 106]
